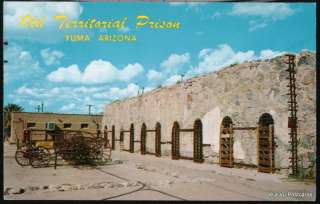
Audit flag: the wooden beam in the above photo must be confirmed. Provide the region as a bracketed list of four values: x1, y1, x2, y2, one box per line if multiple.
[233, 127, 257, 130]
[179, 128, 194, 132]
[180, 156, 193, 160]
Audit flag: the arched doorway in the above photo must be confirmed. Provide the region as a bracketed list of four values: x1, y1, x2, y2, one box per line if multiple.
[172, 121, 180, 160]
[257, 113, 275, 173]
[219, 116, 234, 167]
[194, 119, 203, 163]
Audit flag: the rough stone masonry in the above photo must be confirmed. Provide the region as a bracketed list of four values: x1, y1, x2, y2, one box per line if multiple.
[102, 51, 316, 177]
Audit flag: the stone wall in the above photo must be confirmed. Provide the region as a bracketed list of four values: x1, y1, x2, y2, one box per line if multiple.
[102, 52, 316, 177]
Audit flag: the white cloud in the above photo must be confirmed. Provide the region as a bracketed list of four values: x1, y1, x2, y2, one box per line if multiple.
[82, 60, 119, 83]
[160, 53, 190, 73]
[119, 63, 144, 82]
[19, 51, 32, 61]
[163, 75, 181, 86]
[4, 2, 83, 42]
[73, 86, 106, 94]
[60, 103, 76, 111]
[47, 60, 144, 84]
[93, 83, 140, 100]
[47, 64, 83, 83]
[41, 48, 64, 66]
[230, 3, 294, 20]
[259, 49, 286, 60]
[230, 3, 295, 31]
[169, 2, 206, 12]
[248, 20, 268, 32]
[211, 12, 221, 19]
[16, 85, 61, 99]
[146, 69, 163, 81]
[193, 44, 255, 74]
[11, 85, 108, 114]
[4, 43, 43, 83]
[190, 44, 286, 75]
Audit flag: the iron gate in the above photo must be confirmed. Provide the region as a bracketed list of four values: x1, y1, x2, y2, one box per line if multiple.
[104, 125, 115, 150]
[219, 116, 234, 168]
[171, 119, 203, 163]
[120, 123, 134, 153]
[193, 119, 203, 163]
[140, 122, 161, 156]
[257, 113, 275, 173]
[172, 121, 180, 160]
[155, 122, 161, 157]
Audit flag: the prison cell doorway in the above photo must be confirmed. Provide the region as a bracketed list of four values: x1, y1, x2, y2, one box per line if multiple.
[140, 122, 161, 156]
[171, 120, 203, 163]
[120, 124, 134, 153]
[257, 113, 275, 173]
[172, 121, 180, 160]
[219, 116, 234, 168]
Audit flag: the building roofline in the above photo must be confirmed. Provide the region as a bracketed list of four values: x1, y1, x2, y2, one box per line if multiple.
[11, 111, 103, 117]
[106, 51, 315, 106]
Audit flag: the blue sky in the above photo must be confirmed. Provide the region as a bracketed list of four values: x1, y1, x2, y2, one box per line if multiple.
[3, 2, 316, 114]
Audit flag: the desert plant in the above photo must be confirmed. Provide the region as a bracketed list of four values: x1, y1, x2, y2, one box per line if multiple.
[3, 103, 24, 129]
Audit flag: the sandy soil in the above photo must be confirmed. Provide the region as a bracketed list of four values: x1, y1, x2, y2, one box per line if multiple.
[3, 142, 315, 201]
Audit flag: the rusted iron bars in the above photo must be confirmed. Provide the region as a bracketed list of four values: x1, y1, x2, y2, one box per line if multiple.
[219, 116, 234, 168]
[104, 125, 115, 150]
[140, 122, 161, 157]
[120, 124, 134, 153]
[233, 127, 257, 130]
[257, 113, 275, 173]
[285, 54, 298, 176]
[171, 119, 203, 163]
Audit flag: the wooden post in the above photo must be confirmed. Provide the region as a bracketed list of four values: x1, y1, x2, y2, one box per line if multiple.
[193, 119, 203, 163]
[141, 123, 146, 155]
[155, 122, 161, 157]
[172, 121, 180, 160]
[111, 125, 115, 150]
[130, 124, 134, 153]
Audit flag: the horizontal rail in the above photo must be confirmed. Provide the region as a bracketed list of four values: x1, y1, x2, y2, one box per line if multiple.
[122, 149, 130, 152]
[146, 130, 156, 132]
[27, 129, 98, 134]
[134, 140, 141, 143]
[202, 144, 211, 147]
[180, 156, 194, 160]
[120, 130, 131, 133]
[233, 127, 257, 130]
[161, 141, 171, 144]
[145, 152, 156, 155]
[179, 128, 194, 132]
[105, 130, 113, 133]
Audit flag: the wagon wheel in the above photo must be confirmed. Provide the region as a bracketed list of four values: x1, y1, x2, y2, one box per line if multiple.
[30, 147, 51, 168]
[96, 138, 105, 160]
[15, 145, 30, 166]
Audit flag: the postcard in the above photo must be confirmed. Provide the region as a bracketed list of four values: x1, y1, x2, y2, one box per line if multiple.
[3, 1, 316, 201]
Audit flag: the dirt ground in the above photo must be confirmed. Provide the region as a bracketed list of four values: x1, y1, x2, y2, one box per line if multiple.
[3, 142, 316, 201]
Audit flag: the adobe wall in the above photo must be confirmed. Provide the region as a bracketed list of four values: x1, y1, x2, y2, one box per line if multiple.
[10, 112, 103, 143]
[103, 52, 316, 177]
